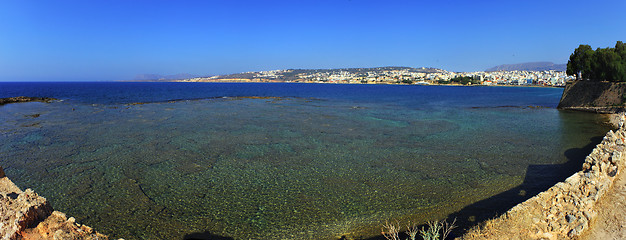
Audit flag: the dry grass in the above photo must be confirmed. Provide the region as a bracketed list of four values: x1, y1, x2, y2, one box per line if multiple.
[382, 219, 456, 240]
[460, 216, 506, 240]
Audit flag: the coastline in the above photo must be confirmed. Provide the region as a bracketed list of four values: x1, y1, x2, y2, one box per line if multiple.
[171, 79, 565, 88]
[460, 113, 626, 239]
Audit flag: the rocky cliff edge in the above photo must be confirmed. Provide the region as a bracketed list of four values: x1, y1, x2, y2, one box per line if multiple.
[0, 166, 109, 240]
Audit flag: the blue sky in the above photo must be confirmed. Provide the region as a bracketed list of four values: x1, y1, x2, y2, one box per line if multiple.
[1, 0, 625, 81]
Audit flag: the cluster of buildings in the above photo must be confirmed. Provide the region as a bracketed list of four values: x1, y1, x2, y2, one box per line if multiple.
[292, 68, 448, 84]
[458, 70, 572, 86]
[181, 68, 573, 87]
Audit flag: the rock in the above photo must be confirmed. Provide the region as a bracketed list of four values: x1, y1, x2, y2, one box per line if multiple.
[0, 96, 56, 105]
[31, 210, 107, 240]
[0, 188, 53, 240]
[542, 232, 554, 240]
[568, 223, 586, 237]
[566, 214, 576, 224]
[0, 166, 108, 240]
[583, 210, 595, 220]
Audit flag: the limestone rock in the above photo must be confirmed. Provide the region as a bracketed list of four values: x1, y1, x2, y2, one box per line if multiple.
[0, 166, 108, 240]
[23, 210, 108, 240]
[0, 187, 53, 240]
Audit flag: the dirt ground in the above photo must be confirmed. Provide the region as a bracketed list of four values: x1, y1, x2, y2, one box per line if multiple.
[581, 164, 626, 240]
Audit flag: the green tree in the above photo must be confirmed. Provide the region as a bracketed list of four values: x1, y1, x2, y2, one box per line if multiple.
[615, 41, 626, 81]
[567, 44, 594, 80]
[616, 41, 626, 59]
[566, 41, 626, 82]
[592, 47, 625, 82]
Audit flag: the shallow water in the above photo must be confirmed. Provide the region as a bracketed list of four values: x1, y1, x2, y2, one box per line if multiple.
[0, 83, 612, 239]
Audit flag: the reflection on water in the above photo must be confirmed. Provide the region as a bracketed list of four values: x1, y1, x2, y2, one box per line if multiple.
[0, 97, 610, 239]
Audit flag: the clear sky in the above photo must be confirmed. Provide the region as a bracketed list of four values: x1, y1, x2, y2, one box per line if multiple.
[1, 0, 625, 81]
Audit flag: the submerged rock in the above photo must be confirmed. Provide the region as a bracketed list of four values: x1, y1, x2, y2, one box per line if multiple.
[0, 96, 57, 105]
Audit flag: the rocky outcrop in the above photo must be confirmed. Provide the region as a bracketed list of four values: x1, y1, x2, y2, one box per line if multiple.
[0, 166, 108, 240]
[0, 97, 57, 106]
[557, 81, 626, 113]
[460, 113, 626, 239]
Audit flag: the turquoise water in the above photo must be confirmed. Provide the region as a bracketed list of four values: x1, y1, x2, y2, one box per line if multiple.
[0, 84, 611, 239]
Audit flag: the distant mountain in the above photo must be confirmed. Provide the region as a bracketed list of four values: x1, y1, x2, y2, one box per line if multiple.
[486, 62, 566, 72]
[133, 73, 201, 81]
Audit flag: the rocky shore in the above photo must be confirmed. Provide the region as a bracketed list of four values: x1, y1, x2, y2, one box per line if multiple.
[460, 113, 626, 239]
[0, 166, 108, 240]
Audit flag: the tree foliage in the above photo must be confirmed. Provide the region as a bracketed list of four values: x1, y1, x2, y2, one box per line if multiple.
[567, 41, 626, 82]
[449, 76, 479, 85]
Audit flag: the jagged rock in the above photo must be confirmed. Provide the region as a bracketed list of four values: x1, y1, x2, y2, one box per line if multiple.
[0, 166, 108, 240]
[22, 210, 107, 240]
[0, 180, 53, 240]
[566, 214, 576, 224]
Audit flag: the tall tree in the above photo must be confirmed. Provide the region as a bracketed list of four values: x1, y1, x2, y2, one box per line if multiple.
[616, 41, 626, 81]
[592, 48, 614, 81]
[567, 45, 594, 80]
[616, 41, 626, 59]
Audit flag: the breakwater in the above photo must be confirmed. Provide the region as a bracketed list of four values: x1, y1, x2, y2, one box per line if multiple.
[461, 113, 625, 239]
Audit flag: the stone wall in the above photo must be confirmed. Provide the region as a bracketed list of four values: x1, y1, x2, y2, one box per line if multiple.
[0, 166, 109, 240]
[557, 81, 626, 113]
[461, 113, 626, 239]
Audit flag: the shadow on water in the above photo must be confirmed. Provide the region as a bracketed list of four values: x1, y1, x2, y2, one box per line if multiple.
[355, 135, 605, 240]
[182, 231, 234, 240]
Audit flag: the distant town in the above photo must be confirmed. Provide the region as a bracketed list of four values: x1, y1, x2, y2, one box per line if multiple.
[174, 66, 572, 87]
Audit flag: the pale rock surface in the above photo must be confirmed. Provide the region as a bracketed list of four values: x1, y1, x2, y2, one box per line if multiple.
[0, 166, 108, 240]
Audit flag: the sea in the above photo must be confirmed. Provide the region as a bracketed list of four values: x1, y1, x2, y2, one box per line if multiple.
[0, 82, 612, 239]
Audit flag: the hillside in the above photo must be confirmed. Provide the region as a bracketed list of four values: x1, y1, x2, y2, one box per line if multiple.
[216, 66, 443, 81]
[486, 62, 566, 72]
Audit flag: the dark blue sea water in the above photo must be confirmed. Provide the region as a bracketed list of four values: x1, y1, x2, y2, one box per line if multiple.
[0, 82, 611, 239]
[1, 82, 563, 107]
